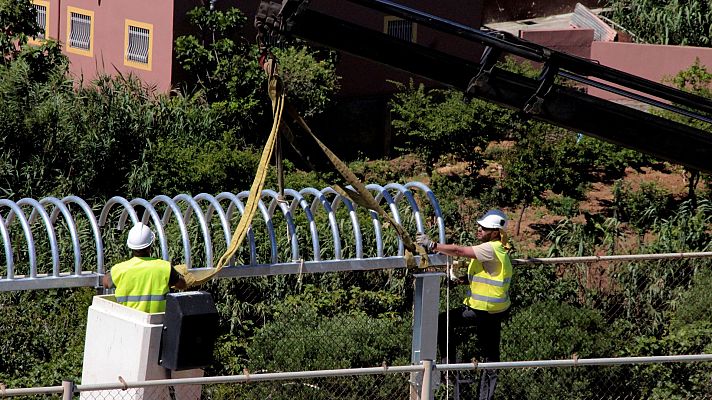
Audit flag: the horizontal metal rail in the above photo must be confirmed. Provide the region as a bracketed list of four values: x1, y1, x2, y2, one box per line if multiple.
[3, 355, 712, 396]
[512, 251, 712, 265]
[441, 353, 712, 370]
[0, 182, 446, 291]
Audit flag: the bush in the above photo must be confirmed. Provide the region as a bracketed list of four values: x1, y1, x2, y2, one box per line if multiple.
[499, 301, 621, 400]
[612, 180, 672, 231]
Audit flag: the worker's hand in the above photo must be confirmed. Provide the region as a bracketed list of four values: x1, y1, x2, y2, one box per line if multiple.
[416, 233, 436, 252]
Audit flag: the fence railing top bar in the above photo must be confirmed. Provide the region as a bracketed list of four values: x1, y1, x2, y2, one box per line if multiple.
[442, 353, 712, 371]
[512, 251, 712, 265]
[74, 364, 424, 391]
[8, 354, 712, 395]
[216, 254, 450, 278]
[0, 385, 64, 397]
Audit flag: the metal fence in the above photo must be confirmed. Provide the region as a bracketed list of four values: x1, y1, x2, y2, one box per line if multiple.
[3, 186, 712, 398]
[3, 255, 712, 398]
[4, 356, 712, 400]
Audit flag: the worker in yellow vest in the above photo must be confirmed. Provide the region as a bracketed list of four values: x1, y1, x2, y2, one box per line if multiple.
[102, 222, 186, 313]
[416, 209, 512, 400]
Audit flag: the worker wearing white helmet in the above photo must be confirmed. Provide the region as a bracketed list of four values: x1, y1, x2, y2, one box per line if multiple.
[102, 222, 186, 313]
[416, 209, 512, 400]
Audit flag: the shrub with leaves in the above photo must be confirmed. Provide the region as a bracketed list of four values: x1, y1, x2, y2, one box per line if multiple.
[607, 0, 712, 46]
[499, 301, 621, 400]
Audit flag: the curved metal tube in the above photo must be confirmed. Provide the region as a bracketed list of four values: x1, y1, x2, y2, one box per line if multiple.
[99, 196, 139, 228]
[405, 181, 446, 243]
[0, 200, 37, 278]
[173, 194, 213, 268]
[281, 189, 320, 261]
[0, 214, 14, 277]
[260, 189, 300, 262]
[40, 197, 82, 275]
[322, 187, 363, 259]
[300, 187, 342, 260]
[217, 192, 278, 265]
[62, 196, 104, 273]
[384, 183, 424, 233]
[150, 195, 192, 268]
[343, 185, 384, 258]
[18, 198, 60, 276]
[216, 193, 256, 265]
[195, 193, 233, 261]
[368, 184, 404, 256]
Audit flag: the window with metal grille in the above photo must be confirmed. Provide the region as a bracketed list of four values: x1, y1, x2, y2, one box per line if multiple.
[386, 18, 414, 42]
[69, 12, 91, 50]
[33, 4, 47, 39]
[126, 25, 150, 64]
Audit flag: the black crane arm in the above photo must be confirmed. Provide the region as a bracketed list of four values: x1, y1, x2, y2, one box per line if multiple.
[255, 0, 712, 173]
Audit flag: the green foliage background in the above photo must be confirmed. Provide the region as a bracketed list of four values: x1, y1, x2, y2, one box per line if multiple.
[1, 1, 712, 398]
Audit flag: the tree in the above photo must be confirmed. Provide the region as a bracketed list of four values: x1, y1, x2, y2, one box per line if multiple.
[174, 6, 339, 139]
[654, 59, 712, 205]
[0, 0, 40, 62]
[389, 80, 510, 175]
[498, 124, 589, 235]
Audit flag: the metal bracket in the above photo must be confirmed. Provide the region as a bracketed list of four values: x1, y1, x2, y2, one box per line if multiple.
[467, 31, 506, 94]
[254, 0, 311, 51]
[523, 60, 559, 115]
[467, 46, 501, 94]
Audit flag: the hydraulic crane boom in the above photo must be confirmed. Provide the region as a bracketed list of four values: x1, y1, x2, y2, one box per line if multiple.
[255, 0, 712, 173]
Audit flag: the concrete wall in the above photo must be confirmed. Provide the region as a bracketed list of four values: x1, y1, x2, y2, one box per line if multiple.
[52, 0, 175, 91]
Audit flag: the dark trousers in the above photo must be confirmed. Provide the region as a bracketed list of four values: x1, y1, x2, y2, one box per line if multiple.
[438, 306, 509, 400]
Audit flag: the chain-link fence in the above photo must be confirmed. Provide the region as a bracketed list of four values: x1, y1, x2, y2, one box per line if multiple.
[4, 357, 712, 400]
[194, 253, 712, 399]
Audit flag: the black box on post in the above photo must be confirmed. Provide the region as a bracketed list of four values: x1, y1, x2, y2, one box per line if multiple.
[159, 291, 219, 371]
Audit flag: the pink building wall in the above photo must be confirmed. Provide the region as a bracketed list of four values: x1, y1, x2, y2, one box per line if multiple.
[516, 28, 712, 105]
[45, 0, 177, 91]
[520, 29, 594, 59]
[589, 42, 712, 102]
[306, 0, 485, 96]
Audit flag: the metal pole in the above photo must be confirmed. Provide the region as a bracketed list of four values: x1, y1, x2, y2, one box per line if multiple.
[420, 359, 433, 400]
[62, 381, 74, 400]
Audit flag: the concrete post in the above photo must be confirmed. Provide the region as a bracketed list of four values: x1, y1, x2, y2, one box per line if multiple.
[410, 273, 443, 399]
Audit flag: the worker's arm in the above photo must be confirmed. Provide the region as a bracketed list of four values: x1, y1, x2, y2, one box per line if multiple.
[431, 243, 476, 258]
[102, 272, 113, 288]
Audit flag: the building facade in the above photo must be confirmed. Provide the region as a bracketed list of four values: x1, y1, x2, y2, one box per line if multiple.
[28, 0, 485, 95]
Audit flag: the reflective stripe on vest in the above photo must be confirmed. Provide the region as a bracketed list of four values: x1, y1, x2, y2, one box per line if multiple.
[463, 240, 512, 313]
[111, 257, 171, 313]
[115, 294, 167, 303]
[467, 276, 512, 287]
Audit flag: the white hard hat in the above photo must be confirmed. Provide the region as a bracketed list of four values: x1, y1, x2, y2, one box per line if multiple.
[477, 209, 508, 229]
[126, 222, 155, 250]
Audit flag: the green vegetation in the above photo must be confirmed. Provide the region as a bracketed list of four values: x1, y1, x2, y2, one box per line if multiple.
[607, 0, 712, 46]
[2, 0, 712, 398]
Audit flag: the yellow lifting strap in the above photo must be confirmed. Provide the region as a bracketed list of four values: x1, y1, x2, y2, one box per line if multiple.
[175, 57, 428, 287]
[284, 103, 430, 270]
[174, 69, 286, 288]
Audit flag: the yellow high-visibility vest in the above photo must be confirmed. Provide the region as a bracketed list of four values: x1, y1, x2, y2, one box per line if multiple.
[111, 257, 171, 313]
[463, 240, 512, 313]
